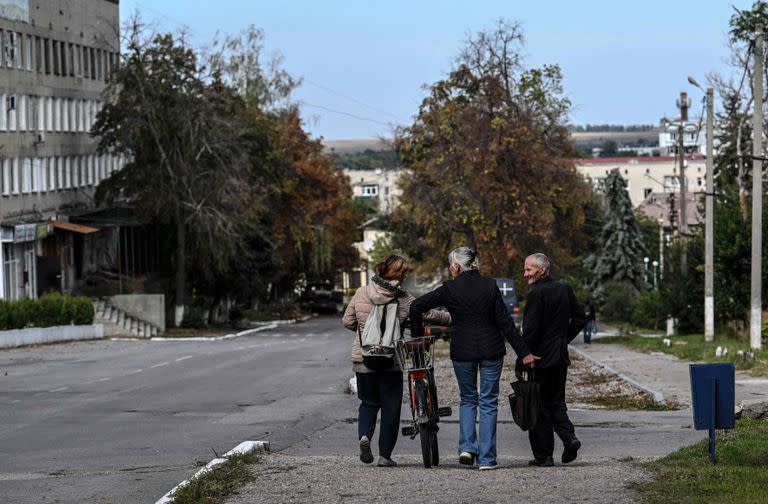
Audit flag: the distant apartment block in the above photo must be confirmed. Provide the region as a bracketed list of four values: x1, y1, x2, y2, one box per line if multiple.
[345, 166, 405, 214]
[0, 0, 123, 300]
[576, 156, 706, 210]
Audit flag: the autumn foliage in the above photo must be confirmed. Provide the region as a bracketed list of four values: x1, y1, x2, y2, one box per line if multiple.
[392, 21, 591, 277]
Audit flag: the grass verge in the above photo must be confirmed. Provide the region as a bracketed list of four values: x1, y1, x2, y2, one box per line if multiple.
[631, 419, 768, 504]
[170, 451, 263, 504]
[596, 334, 768, 376]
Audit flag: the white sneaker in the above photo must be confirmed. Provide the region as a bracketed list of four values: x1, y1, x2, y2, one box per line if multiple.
[359, 436, 373, 464]
[459, 452, 476, 466]
[478, 462, 499, 471]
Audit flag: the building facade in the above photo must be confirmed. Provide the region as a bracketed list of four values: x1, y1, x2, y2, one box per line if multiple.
[0, 0, 123, 300]
[345, 167, 405, 214]
[576, 156, 706, 208]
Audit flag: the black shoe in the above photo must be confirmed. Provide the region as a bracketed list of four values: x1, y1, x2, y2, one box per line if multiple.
[528, 456, 554, 467]
[562, 437, 581, 464]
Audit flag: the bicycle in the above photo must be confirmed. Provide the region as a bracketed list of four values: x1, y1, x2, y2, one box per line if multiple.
[395, 327, 452, 468]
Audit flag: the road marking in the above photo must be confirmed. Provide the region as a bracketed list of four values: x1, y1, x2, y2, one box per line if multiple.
[126, 369, 143, 375]
[150, 362, 170, 369]
[97, 377, 110, 382]
[175, 355, 193, 362]
[49, 387, 69, 392]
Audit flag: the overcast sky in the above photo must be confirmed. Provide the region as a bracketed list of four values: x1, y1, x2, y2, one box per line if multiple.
[119, 0, 754, 140]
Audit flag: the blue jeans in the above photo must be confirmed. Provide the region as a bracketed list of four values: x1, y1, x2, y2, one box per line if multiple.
[584, 320, 595, 344]
[452, 359, 503, 466]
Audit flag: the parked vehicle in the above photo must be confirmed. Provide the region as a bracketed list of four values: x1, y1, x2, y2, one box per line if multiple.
[494, 277, 521, 325]
[301, 281, 342, 314]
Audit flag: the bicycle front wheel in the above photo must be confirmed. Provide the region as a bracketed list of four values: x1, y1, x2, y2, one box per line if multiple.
[419, 423, 433, 468]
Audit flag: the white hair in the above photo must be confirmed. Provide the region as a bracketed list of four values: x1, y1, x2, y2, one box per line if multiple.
[527, 253, 551, 274]
[448, 246, 479, 272]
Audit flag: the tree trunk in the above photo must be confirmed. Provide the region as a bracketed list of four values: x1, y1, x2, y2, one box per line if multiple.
[174, 203, 186, 327]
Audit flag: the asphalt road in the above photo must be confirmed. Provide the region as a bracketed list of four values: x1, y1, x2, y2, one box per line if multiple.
[0, 316, 354, 504]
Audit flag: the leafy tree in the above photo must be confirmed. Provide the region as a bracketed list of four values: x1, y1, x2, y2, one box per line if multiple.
[93, 22, 250, 326]
[391, 20, 591, 277]
[584, 169, 647, 300]
[598, 140, 619, 157]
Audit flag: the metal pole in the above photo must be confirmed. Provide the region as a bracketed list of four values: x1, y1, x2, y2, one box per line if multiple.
[678, 92, 689, 276]
[705, 87, 715, 342]
[750, 25, 764, 351]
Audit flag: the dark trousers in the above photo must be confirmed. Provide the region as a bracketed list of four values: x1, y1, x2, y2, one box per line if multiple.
[356, 371, 403, 458]
[528, 366, 576, 460]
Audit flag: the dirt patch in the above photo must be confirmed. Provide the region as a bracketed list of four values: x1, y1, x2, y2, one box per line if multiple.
[424, 340, 669, 410]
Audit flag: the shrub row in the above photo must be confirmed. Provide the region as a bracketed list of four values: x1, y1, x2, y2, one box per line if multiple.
[0, 292, 94, 330]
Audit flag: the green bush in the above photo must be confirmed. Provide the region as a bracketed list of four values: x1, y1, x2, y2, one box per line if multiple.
[6, 299, 32, 329]
[0, 294, 95, 330]
[181, 305, 206, 329]
[600, 280, 638, 322]
[0, 301, 9, 329]
[628, 290, 666, 330]
[71, 297, 94, 325]
[37, 292, 66, 327]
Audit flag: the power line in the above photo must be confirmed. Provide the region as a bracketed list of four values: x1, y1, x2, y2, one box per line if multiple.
[304, 79, 402, 121]
[299, 101, 394, 127]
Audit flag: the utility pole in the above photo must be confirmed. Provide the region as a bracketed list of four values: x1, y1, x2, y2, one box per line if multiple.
[750, 25, 764, 351]
[704, 87, 715, 341]
[677, 92, 689, 276]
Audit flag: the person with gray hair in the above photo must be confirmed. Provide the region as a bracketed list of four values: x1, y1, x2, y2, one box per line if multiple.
[410, 246, 536, 470]
[518, 252, 586, 467]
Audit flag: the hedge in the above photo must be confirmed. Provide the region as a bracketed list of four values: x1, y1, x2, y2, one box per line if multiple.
[0, 292, 94, 330]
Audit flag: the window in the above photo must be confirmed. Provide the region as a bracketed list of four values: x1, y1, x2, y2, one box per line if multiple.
[1, 158, 9, 195]
[697, 177, 703, 187]
[644, 188, 653, 199]
[5, 31, 19, 68]
[47, 156, 56, 191]
[25, 35, 32, 71]
[361, 184, 378, 196]
[33, 158, 42, 192]
[82, 45, 89, 78]
[664, 175, 680, 190]
[0, 93, 6, 131]
[21, 158, 32, 193]
[7, 95, 17, 131]
[18, 95, 27, 131]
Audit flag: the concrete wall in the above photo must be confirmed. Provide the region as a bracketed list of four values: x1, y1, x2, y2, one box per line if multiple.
[110, 294, 165, 331]
[0, 323, 103, 349]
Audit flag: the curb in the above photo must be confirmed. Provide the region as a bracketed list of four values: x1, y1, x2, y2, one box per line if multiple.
[155, 440, 270, 504]
[148, 315, 314, 342]
[569, 345, 666, 404]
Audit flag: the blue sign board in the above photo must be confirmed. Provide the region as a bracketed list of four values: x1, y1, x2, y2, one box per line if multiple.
[689, 363, 735, 463]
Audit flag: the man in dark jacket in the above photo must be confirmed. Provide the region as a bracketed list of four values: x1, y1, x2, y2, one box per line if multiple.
[410, 247, 536, 470]
[517, 253, 586, 467]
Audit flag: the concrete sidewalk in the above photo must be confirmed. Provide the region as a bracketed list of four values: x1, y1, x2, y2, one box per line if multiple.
[223, 328, 767, 503]
[571, 329, 768, 406]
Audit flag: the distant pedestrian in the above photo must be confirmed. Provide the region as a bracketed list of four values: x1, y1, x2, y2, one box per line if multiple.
[517, 253, 586, 467]
[410, 246, 534, 471]
[583, 299, 596, 344]
[342, 253, 450, 467]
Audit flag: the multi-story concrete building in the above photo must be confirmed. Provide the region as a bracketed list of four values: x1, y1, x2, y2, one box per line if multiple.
[576, 156, 706, 209]
[345, 166, 405, 214]
[0, 0, 123, 300]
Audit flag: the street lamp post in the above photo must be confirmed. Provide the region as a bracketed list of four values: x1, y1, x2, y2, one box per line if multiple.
[643, 256, 649, 284]
[652, 260, 659, 289]
[688, 75, 715, 342]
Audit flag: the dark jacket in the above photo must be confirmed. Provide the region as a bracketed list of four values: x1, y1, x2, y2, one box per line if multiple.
[409, 270, 530, 362]
[517, 276, 586, 370]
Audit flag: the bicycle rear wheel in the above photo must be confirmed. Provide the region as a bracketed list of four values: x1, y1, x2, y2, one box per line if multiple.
[415, 381, 432, 468]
